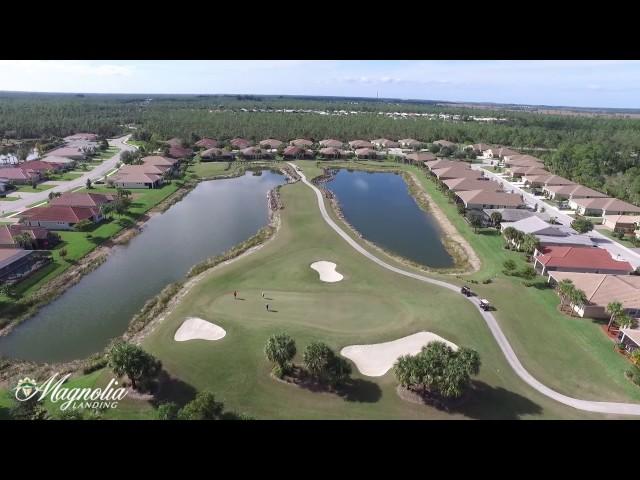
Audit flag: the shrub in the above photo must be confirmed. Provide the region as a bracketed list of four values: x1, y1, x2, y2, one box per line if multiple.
[481, 279, 492, 284]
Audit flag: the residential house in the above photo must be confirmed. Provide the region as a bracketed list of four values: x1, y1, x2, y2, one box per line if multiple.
[547, 271, 640, 320]
[290, 139, 314, 148]
[319, 139, 343, 148]
[543, 184, 607, 201]
[20, 160, 62, 174]
[405, 152, 436, 165]
[64, 133, 98, 142]
[354, 148, 378, 159]
[230, 138, 252, 149]
[432, 166, 483, 181]
[503, 154, 544, 167]
[194, 138, 218, 149]
[40, 155, 77, 169]
[482, 208, 550, 226]
[569, 197, 640, 216]
[200, 148, 233, 161]
[443, 177, 499, 192]
[0, 167, 41, 184]
[0, 248, 51, 283]
[523, 174, 575, 188]
[533, 245, 633, 276]
[349, 140, 374, 150]
[398, 139, 423, 149]
[503, 216, 594, 248]
[0, 224, 58, 249]
[424, 159, 459, 171]
[371, 138, 399, 149]
[167, 145, 193, 159]
[508, 166, 549, 178]
[110, 168, 163, 189]
[468, 143, 492, 154]
[484, 146, 519, 159]
[283, 146, 312, 159]
[619, 329, 640, 353]
[259, 139, 284, 150]
[318, 147, 342, 159]
[602, 215, 640, 234]
[45, 146, 86, 161]
[20, 205, 103, 230]
[456, 189, 525, 210]
[239, 147, 271, 160]
[433, 139, 457, 149]
[49, 192, 115, 209]
[142, 156, 180, 174]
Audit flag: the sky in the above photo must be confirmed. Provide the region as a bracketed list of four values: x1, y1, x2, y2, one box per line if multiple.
[0, 60, 639, 109]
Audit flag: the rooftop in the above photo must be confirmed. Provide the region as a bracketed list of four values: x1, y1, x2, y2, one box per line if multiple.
[549, 272, 640, 310]
[536, 246, 633, 272]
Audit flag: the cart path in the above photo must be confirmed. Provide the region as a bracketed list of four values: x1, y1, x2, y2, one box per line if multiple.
[290, 162, 640, 416]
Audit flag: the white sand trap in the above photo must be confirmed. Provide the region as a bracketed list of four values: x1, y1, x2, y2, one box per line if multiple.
[174, 317, 226, 342]
[340, 332, 458, 377]
[310, 261, 343, 282]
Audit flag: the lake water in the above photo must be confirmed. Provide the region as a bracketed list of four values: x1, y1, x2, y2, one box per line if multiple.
[325, 169, 454, 269]
[0, 171, 284, 363]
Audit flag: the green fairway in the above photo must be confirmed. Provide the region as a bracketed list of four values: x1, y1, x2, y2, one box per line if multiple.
[140, 169, 619, 419]
[299, 160, 640, 404]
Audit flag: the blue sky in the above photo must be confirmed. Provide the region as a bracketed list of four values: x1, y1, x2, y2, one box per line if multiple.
[0, 60, 639, 108]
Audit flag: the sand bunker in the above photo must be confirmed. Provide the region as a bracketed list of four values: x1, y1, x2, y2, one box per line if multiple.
[340, 332, 458, 377]
[174, 317, 226, 342]
[310, 261, 343, 282]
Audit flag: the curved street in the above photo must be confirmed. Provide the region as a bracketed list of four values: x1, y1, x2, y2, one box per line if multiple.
[291, 162, 640, 416]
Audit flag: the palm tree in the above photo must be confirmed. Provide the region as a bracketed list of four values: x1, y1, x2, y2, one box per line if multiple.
[556, 279, 574, 310]
[616, 313, 635, 330]
[522, 233, 540, 255]
[502, 226, 517, 245]
[606, 301, 624, 332]
[568, 288, 587, 317]
[470, 215, 482, 233]
[490, 211, 502, 229]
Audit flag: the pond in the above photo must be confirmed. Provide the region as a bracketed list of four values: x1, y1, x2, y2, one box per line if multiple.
[0, 171, 285, 363]
[325, 169, 454, 269]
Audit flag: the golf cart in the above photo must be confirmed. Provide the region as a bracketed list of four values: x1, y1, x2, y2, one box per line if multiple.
[479, 299, 491, 311]
[460, 285, 472, 297]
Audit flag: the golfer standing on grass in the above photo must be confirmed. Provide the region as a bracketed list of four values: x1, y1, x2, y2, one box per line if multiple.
[265, 303, 269, 311]
[262, 291, 265, 299]
[234, 290, 237, 300]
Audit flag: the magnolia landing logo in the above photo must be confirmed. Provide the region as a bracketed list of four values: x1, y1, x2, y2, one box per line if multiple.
[14, 373, 129, 411]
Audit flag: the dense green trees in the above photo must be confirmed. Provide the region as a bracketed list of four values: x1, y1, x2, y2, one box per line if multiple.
[107, 341, 162, 391]
[393, 342, 481, 401]
[264, 333, 297, 377]
[302, 341, 352, 388]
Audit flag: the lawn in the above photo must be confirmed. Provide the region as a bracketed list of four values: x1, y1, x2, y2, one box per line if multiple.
[91, 147, 120, 161]
[187, 161, 231, 178]
[301, 160, 640, 404]
[140, 168, 615, 419]
[48, 172, 83, 181]
[596, 227, 638, 248]
[1, 196, 20, 201]
[12, 183, 55, 193]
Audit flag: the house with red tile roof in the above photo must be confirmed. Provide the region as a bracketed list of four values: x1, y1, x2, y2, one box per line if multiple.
[230, 138, 252, 149]
[45, 146, 86, 160]
[20, 160, 61, 174]
[194, 138, 218, 149]
[49, 192, 115, 208]
[424, 159, 459, 171]
[522, 174, 575, 188]
[283, 146, 313, 159]
[509, 166, 549, 178]
[318, 147, 342, 159]
[259, 139, 283, 150]
[432, 165, 483, 181]
[354, 148, 378, 159]
[0, 224, 58, 249]
[167, 144, 193, 159]
[503, 154, 544, 167]
[0, 167, 41, 184]
[200, 148, 233, 161]
[533, 245, 633, 276]
[433, 139, 457, 149]
[20, 205, 103, 230]
[239, 147, 272, 160]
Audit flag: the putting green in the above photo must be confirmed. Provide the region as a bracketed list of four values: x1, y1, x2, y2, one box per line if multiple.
[141, 175, 620, 419]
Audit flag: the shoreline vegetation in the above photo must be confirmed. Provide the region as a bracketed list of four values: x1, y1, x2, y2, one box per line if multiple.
[316, 161, 480, 275]
[0, 164, 295, 385]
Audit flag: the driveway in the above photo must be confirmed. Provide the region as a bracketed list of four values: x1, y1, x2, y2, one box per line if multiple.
[0, 135, 136, 216]
[292, 162, 640, 416]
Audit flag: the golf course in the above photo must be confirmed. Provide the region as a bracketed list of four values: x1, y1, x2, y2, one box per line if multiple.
[135, 160, 637, 419]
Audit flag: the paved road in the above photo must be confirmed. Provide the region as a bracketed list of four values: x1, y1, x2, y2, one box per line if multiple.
[0, 135, 135, 216]
[475, 164, 640, 269]
[290, 162, 640, 416]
